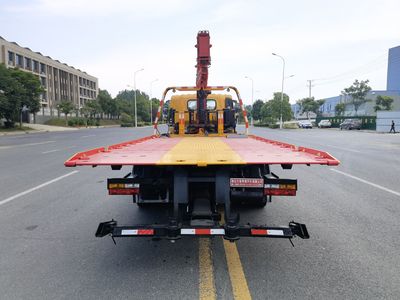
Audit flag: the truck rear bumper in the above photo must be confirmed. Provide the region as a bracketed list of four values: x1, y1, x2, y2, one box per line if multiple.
[95, 220, 309, 242]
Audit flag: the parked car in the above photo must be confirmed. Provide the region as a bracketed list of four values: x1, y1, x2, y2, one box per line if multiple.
[298, 120, 313, 129]
[340, 119, 362, 130]
[318, 120, 332, 128]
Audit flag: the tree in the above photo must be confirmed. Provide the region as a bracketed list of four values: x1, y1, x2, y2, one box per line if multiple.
[296, 97, 325, 119]
[115, 89, 151, 123]
[244, 104, 252, 123]
[0, 64, 22, 127]
[342, 79, 371, 116]
[260, 92, 292, 124]
[0, 64, 42, 127]
[252, 99, 264, 121]
[335, 103, 345, 116]
[97, 89, 114, 119]
[58, 101, 75, 125]
[374, 95, 393, 112]
[9, 68, 43, 126]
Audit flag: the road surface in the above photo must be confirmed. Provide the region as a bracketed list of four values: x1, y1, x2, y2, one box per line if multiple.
[0, 126, 399, 299]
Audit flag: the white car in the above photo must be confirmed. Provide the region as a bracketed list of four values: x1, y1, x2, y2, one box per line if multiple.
[298, 121, 313, 129]
[318, 120, 331, 128]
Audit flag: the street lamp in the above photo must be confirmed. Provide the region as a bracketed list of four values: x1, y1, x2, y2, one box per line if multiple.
[134, 68, 144, 127]
[149, 79, 159, 124]
[272, 53, 285, 129]
[244, 76, 254, 126]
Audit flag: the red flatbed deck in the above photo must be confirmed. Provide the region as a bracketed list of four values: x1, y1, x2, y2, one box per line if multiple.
[64, 135, 339, 167]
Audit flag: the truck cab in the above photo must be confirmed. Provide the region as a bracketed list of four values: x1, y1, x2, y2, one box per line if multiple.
[166, 93, 239, 135]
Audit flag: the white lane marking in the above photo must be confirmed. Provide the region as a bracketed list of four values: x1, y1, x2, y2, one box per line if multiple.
[0, 171, 79, 207]
[330, 169, 400, 197]
[80, 135, 96, 138]
[324, 144, 361, 153]
[42, 149, 60, 154]
[0, 141, 55, 150]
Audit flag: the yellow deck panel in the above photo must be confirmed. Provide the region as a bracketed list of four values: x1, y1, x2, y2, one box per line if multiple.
[157, 137, 245, 166]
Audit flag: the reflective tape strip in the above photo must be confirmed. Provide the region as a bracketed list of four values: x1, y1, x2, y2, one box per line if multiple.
[210, 229, 225, 235]
[267, 230, 284, 236]
[121, 229, 138, 235]
[181, 228, 195, 235]
[251, 229, 284, 236]
[180, 228, 225, 235]
[121, 229, 154, 235]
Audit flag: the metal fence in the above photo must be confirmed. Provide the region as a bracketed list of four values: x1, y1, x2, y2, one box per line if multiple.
[315, 116, 376, 130]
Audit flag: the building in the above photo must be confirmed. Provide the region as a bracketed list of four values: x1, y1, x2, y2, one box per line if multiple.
[316, 45, 400, 117]
[0, 36, 98, 121]
[387, 46, 400, 91]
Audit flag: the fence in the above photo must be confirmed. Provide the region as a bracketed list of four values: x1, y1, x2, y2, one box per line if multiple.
[315, 116, 376, 130]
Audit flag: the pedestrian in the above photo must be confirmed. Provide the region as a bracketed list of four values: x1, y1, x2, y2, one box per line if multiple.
[389, 120, 396, 133]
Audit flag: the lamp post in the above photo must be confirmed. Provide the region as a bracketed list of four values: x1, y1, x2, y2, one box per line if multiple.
[244, 76, 254, 126]
[272, 53, 285, 129]
[149, 79, 158, 124]
[134, 68, 144, 127]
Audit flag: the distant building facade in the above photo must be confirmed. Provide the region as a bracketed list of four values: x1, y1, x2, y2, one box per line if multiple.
[0, 36, 98, 119]
[387, 46, 400, 91]
[315, 45, 400, 117]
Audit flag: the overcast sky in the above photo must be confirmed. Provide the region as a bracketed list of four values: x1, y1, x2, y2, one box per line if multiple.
[1, 0, 399, 104]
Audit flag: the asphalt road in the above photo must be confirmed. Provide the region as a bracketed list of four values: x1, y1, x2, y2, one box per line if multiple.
[0, 126, 399, 299]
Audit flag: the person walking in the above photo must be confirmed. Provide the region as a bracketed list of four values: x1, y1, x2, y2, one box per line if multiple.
[389, 120, 396, 133]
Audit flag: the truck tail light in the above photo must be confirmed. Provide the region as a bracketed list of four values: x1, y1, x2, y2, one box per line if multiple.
[107, 178, 140, 195]
[264, 179, 297, 196]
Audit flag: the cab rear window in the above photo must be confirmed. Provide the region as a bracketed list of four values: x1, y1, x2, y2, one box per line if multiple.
[187, 99, 217, 110]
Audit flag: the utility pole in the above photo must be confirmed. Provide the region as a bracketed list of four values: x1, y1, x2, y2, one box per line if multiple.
[133, 68, 144, 127]
[272, 53, 285, 129]
[307, 80, 314, 98]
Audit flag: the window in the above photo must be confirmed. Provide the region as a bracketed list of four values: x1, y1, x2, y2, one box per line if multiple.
[187, 100, 197, 110]
[24, 57, 32, 70]
[187, 99, 217, 110]
[33, 60, 39, 72]
[40, 77, 46, 88]
[8, 51, 14, 63]
[206, 99, 216, 110]
[16, 54, 23, 67]
[40, 63, 46, 74]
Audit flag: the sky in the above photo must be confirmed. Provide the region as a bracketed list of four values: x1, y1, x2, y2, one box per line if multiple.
[1, 0, 399, 104]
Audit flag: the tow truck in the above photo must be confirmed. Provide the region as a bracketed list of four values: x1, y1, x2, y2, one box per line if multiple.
[65, 31, 339, 243]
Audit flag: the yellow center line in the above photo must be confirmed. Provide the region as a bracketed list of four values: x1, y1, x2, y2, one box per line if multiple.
[199, 238, 216, 300]
[220, 211, 252, 300]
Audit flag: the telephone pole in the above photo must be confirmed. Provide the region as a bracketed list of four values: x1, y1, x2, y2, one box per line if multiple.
[307, 79, 314, 98]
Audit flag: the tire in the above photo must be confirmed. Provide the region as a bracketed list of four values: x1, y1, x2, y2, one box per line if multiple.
[254, 197, 267, 208]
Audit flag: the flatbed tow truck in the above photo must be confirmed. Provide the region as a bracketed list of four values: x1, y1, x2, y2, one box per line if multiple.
[65, 31, 339, 243]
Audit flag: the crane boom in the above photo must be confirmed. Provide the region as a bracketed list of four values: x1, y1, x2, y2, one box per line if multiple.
[195, 30, 211, 127]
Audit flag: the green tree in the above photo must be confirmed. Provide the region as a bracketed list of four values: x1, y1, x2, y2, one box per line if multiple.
[296, 97, 325, 119]
[150, 97, 160, 123]
[97, 89, 113, 119]
[374, 95, 393, 111]
[9, 68, 43, 126]
[0, 64, 42, 127]
[115, 89, 152, 124]
[260, 92, 292, 124]
[342, 79, 371, 116]
[58, 101, 75, 125]
[0, 64, 22, 127]
[252, 99, 264, 121]
[245, 104, 252, 123]
[335, 103, 345, 116]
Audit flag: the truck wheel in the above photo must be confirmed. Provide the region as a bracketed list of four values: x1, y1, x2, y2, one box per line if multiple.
[254, 197, 267, 208]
